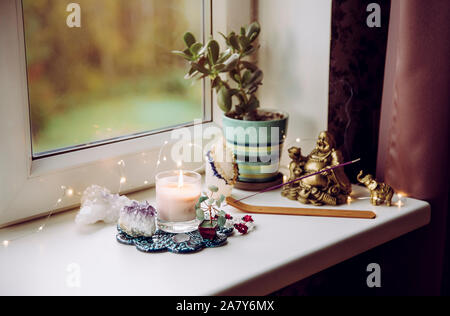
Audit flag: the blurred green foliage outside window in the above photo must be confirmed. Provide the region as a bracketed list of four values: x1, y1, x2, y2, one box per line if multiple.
[23, 0, 203, 155]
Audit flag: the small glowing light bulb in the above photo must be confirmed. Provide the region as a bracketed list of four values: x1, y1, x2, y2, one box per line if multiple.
[397, 193, 405, 207]
[57, 198, 62, 203]
[296, 138, 301, 143]
[38, 226, 44, 232]
[144, 180, 149, 185]
[2, 240, 9, 247]
[120, 177, 127, 184]
[163, 157, 167, 161]
[347, 196, 353, 204]
[66, 188, 74, 197]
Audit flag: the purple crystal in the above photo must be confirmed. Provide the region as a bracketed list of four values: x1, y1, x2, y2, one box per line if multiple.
[123, 201, 156, 217]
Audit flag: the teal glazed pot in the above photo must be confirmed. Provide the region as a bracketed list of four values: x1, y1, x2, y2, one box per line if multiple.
[222, 110, 289, 183]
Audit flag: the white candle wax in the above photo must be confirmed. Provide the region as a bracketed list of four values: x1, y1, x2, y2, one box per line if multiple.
[156, 172, 201, 222]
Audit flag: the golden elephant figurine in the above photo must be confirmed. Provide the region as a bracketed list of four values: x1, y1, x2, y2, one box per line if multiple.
[357, 171, 394, 206]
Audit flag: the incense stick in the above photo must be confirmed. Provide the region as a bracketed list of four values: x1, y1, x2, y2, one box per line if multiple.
[235, 158, 361, 203]
[226, 196, 376, 219]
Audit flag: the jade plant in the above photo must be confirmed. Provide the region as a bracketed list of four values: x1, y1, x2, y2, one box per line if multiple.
[196, 186, 227, 226]
[173, 22, 264, 121]
[196, 186, 256, 239]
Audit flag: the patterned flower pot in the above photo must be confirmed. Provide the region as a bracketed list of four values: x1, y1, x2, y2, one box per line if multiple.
[223, 110, 289, 185]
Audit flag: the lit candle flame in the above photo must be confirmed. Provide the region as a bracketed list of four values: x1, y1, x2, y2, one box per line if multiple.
[178, 170, 184, 188]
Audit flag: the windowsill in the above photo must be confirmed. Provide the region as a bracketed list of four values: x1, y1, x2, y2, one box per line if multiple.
[0, 184, 430, 296]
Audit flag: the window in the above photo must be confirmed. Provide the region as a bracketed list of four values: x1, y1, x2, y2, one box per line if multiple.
[22, 0, 207, 157]
[0, 0, 216, 227]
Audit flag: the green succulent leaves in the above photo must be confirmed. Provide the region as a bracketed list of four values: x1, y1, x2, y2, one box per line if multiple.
[173, 22, 263, 120]
[217, 215, 226, 228]
[184, 32, 196, 48]
[208, 185, 219, 193]
[207, 40, 220, 64]
[195, 188, 227, 228]
[196, 208, 205, 221]
[246, 22, 261, 42]
[218, 86, 232, 113]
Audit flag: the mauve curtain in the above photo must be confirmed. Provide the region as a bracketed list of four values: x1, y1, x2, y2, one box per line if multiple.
[378, 0, 450, 199]
[377, 0, 450, 294]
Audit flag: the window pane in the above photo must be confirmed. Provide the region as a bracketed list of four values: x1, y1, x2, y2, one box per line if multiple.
[22, 0, 204, 156]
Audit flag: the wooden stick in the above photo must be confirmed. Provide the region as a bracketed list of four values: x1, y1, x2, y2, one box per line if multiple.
[226, 197, 376, 219]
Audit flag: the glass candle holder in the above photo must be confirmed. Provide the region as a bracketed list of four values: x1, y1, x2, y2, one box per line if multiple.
[155, 170, 202, 233]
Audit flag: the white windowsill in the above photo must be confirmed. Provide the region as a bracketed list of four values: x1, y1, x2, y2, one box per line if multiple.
[0, 184, 430, 296]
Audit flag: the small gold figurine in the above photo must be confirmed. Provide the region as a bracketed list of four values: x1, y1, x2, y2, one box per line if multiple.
[282, 147, 306, 200]
[282, 131, 352, 206]
[357, 171, 394, 206]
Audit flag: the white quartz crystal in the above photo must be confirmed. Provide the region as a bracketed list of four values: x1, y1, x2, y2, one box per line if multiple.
[75, 185, 133, 225]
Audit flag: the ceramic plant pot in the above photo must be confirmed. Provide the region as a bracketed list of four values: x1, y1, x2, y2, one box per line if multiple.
[198, 220, 218, 240]
[222, 110, 289, 185]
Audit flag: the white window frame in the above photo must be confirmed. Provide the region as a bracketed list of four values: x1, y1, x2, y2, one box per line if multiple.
[0, 0, 254, 227]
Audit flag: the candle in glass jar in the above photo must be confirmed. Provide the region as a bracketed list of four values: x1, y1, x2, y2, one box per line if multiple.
[156, 171, 201, 223]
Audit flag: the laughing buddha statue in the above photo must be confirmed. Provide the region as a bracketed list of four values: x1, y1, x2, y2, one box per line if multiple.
[282, 131, 352, 206]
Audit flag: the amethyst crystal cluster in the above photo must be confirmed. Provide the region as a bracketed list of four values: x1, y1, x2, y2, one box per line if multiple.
[118, 201, 157, 237]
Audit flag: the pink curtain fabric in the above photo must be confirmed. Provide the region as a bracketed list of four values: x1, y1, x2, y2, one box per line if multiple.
[377, 0, 450, 295]
[378, 0, 450, 200]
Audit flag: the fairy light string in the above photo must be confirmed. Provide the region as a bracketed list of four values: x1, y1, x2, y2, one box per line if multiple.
[0, 138, 181, 247]
[0, 137, 406, 249]
[1, 185, 77, 247]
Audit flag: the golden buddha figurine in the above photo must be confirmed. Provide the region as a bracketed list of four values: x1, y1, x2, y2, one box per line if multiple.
[282, 147, 306, 200]
[282, 131, 352, 206]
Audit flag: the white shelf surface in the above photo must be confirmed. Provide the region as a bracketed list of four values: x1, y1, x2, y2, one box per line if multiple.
[0, 185, 430, 296]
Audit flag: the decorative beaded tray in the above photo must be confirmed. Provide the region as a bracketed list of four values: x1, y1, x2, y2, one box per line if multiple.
[116, 226, 234, 254]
